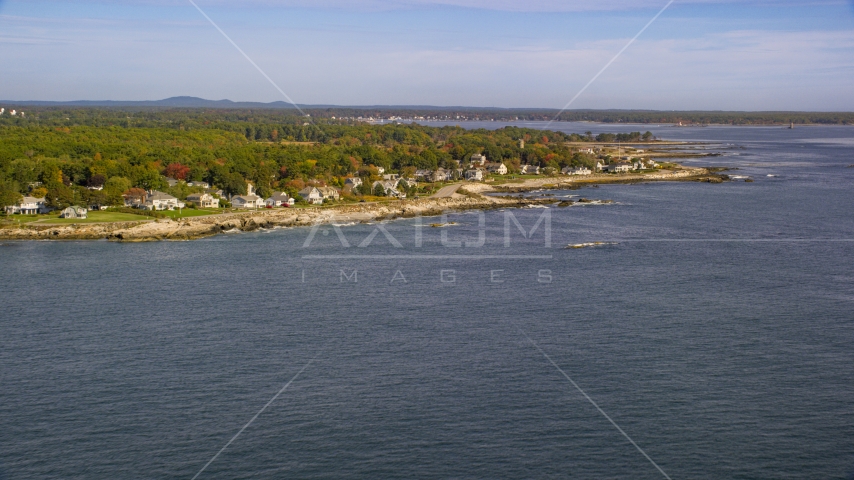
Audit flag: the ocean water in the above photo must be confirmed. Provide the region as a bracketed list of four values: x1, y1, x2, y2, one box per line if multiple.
[1, 124, 853, 479]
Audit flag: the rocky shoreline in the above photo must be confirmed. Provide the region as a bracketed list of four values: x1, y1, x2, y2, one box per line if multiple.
[0, 167, 718, 242]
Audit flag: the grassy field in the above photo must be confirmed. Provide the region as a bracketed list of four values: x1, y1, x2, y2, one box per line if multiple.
[23, 211, 153, 224]
[160, 208, 221, 220]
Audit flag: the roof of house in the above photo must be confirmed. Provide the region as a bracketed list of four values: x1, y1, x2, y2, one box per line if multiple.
[233, 194, 262, 202]
[20, 196, 45, 204]
[298, 186, 320, 195]
[317, 187, 339, 195]
[267, 192, 292, 201]
[147, 191, 177, 201]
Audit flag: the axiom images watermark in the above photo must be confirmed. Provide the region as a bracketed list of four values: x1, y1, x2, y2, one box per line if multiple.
[300, 208, 552, 259]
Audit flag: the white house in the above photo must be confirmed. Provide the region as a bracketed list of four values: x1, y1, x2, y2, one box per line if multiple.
[265, 192, 295, 207]
[317, 187, 340, 201]
[372, 180, 406, 198]
[608, 162, 632, 173]
[470, 153, 487, 166]
[4, 196, 48, 215]
[432, 168, 451, 182]
[486, 163, 508, 175]
[344, 177, 362, 189]
[231, 194, 264, 208]
[521, 165, 540, 175]
[298, 187, 324, 205]
[562, 166, 592, 175]
[187, 181, 210, 189]
[60, 206, 88, 219]
[186, 193, 219, 208]
[143, 191, 185, 210]
[465, 169, 484, 181]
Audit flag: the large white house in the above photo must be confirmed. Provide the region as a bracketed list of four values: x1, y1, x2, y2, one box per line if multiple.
[465, 169, 484, 181]
[298, 187, 324, 205]
[186, 193, 219, 208]
[232, 183, 265, 208]
[316, 187, 341, 201]
[562, 166, 592, 175]
[143, 191, 185, 210]
[231, 194, 264, 208]
[4, 196, 48, 215]
[521, 165, 540, 175]
[607, 162, 633, 173]
[486, 163, 508, 175]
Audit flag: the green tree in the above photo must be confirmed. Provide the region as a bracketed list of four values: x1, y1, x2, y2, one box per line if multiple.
[0, 180, 23, 210]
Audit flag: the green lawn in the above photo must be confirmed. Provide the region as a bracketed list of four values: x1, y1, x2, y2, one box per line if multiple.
[160, 208, 221, 220]
[27, 211, 153, 224]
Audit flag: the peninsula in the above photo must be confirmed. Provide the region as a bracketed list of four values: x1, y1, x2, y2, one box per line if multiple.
[0, 107, 724, 241]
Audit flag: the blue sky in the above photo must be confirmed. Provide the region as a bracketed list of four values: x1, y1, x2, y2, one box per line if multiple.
[1, 0, 853, 110]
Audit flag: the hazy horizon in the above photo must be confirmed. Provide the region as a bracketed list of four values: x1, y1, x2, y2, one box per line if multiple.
[1, 1, 854, 110]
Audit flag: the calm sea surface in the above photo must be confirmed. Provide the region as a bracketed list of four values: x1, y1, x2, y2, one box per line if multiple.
[1, 123, 853, 479]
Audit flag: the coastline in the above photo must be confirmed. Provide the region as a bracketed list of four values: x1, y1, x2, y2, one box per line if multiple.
[0, 167, 717, 242]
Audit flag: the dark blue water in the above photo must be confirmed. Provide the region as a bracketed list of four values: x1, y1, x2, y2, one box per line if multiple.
[2, 124, 853, 479]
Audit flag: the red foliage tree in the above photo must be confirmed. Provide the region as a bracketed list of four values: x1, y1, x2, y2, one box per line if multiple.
[163, 163, 190, 180]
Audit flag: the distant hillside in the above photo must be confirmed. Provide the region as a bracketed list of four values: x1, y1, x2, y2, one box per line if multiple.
[0, 97, 852, 124]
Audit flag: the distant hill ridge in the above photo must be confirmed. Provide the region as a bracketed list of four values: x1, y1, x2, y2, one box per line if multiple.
[0, 96, 544, 111]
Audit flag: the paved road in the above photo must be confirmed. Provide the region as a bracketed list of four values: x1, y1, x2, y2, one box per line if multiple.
[430, 183, 463, 198]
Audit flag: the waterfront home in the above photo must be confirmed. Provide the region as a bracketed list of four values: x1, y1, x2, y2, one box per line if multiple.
[186, 193, 219, 208]
[298, 187, 324, 205]
[486, 163, 508, 175]
[521, 165, 540, 175]
[4, 196, 48, 215]
[432, 168, 451, 182]
[317, 187, 341, 202]
[562, 166, 592, 175]
[372, 180, 406, 198]
[608, 162, 632, 173]
[60, 206, 88, 219]
[470, 153, 487, 166]
[231, 193, 264, 208]
[143, 191, 185, 210]
[465, 169, 484, 181]
[265, 192, 295, 207]
[123, 193, 145, 208]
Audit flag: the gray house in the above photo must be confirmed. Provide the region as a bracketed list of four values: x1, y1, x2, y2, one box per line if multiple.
[60, 206, 88, 219]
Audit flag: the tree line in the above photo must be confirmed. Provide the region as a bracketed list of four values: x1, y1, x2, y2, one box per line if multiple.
[0, 108, 656, 210]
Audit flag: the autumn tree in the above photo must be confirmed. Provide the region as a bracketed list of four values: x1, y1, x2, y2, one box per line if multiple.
[164, 163, 190, 181]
